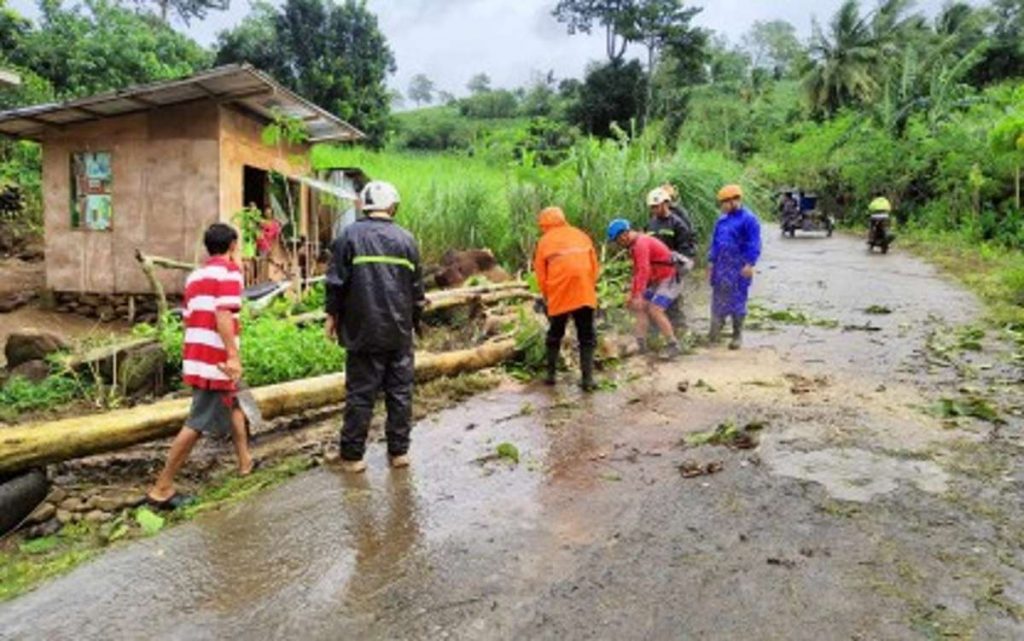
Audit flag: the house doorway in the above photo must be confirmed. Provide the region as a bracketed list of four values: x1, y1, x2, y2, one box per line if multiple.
[243, 166, 268, 212]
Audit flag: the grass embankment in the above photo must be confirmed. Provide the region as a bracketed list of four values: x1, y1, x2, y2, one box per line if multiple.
[904, 229, 1024, 328]
[312, 132, 758, 269]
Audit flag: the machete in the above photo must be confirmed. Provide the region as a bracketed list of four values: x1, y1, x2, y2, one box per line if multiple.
[235, 381, 266, 434]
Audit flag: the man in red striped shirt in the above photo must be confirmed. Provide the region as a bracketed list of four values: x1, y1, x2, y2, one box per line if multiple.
[146, 223, 254, 510]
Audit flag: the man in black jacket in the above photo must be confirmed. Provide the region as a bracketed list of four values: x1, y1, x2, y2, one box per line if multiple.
[325, 181, 426, 473]
[648, 186, 697, 260]
[647, 186, 697, 331]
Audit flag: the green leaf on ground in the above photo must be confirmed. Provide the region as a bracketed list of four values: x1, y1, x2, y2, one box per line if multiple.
[865, 305, 893, 315]
[930, 397, 1002, 423]
[134, 508, 165, 535]
[496, 442, 520, 464]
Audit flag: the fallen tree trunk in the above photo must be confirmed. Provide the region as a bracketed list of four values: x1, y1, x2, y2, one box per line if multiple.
[426, 289, 532, 314]
[291, 289, 532, 326]
[0, 338, 517, 475]
[428, 281, 527, 299]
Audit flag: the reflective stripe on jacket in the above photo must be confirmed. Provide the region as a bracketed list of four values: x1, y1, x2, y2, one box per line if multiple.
[326, 216, 426, 353]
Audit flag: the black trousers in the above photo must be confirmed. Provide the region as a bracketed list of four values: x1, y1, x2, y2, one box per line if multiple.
[546, 306, 597, 349]
[341, 350, 414, 461]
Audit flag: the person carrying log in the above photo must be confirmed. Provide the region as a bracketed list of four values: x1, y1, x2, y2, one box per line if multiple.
[533, 206, 600, 391]
[325, 181, 426, 473]
[146, 223, 255, 510]
[708, 184, 762, 350]
[607, 218, 687, 360]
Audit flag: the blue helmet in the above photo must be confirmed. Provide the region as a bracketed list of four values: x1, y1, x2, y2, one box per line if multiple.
[607, 218, 631, 242]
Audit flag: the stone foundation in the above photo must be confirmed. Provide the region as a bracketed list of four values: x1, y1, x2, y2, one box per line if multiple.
[52, 292, 180, 324]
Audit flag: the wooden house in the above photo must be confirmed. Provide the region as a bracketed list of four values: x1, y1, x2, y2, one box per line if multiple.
[0, 64, 364, 300]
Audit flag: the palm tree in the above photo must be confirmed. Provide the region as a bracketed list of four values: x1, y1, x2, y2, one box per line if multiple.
[803, 0, 924, 116]
[803, 1, 880, 115]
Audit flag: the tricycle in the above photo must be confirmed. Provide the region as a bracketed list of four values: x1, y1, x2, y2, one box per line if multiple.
[779, 189, 834, 238]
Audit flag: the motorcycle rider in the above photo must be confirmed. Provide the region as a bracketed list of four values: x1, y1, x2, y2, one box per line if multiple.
[867, 196, 894, 252]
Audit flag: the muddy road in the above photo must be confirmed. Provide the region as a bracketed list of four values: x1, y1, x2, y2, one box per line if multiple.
[3, 230, 1024, 640]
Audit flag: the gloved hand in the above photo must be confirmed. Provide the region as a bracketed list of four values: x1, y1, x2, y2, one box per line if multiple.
[533, 297, 548, 316]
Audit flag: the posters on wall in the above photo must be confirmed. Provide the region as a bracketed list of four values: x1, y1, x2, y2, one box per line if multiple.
[71, 151, 112, 231]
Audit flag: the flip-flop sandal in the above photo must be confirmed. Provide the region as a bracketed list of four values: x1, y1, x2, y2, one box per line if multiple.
[144, 492, 196, 511]
[240, 459, 263, 477]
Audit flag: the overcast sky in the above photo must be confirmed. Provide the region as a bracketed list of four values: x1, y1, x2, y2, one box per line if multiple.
[10, 0, 964, 97]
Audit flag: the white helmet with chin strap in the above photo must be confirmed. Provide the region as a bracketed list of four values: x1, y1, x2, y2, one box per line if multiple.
[361, 181, 401, 213]
[646, 187, 672, 207]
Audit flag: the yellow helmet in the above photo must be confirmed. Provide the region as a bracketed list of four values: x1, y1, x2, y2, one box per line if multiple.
[717, 184, 743, 202]
[869, 197, 892, 213]
[661, 183, 679, 202]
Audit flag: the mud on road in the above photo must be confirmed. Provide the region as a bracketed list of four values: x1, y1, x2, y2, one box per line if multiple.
[3, 231, 1024, 640]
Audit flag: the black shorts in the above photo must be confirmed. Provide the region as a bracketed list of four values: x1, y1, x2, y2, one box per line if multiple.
[186, 389, 237, 436]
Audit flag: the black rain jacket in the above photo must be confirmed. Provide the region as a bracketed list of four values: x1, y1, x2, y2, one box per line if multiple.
[325, 216, 426, 353]
[649, 205, 698, 259]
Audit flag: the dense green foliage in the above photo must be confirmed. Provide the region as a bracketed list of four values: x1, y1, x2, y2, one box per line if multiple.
[312, 128, 753, 268]
[5, 0, 211, 99]
[142, 310, 346, 388]
[215, 0, 394, 144]
[0, 374, 84, 421]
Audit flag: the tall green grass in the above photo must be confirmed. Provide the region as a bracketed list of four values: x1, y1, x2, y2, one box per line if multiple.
[312, 129, 762, 268]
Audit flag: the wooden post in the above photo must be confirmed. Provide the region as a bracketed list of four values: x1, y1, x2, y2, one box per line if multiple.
[134, 250, 197, 324]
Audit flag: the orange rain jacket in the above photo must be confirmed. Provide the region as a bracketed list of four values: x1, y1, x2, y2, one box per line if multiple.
[533, 207, 600, 317]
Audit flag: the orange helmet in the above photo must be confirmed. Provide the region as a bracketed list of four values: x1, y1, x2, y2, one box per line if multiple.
[717, 184, 743, 202]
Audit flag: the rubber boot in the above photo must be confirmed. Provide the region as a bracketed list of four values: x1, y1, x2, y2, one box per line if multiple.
[729, 316, 744, 350]
[579, 346, 596, 392]
[709, 316, 725, 344]
[544, 346, 559, 386]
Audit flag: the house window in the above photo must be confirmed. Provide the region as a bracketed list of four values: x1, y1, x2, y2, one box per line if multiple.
[70, 151, 112, 231]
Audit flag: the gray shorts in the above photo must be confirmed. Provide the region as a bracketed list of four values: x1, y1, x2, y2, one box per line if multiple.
[187, 388, 237, 436]
[643, 278, 682, 310]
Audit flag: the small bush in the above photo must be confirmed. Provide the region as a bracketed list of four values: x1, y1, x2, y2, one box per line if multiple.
[0, 375, 85, 421]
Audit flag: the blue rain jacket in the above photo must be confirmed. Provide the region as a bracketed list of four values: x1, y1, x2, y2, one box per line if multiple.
[708, 207, 762, 317]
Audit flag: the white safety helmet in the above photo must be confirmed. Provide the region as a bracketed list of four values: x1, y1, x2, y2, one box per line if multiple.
[646, 187, 672, 207]
[360, 181, 401, 213]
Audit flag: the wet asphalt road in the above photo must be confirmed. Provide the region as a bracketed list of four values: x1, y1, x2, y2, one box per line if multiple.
[3, 229, 1022, 640]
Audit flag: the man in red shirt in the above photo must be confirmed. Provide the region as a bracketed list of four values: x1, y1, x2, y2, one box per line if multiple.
[146, 223, 254, 509]
[607, 218, 683, 359]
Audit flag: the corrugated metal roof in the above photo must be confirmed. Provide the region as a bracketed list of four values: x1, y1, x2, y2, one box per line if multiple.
[0, 64, 365, 143]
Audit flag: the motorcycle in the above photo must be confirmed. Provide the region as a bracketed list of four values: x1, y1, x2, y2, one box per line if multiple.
[867, 213, 895, 254]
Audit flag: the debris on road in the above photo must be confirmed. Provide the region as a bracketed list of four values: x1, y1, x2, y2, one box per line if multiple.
[679, 459, 724, 478]
[684, 421, 765, 450]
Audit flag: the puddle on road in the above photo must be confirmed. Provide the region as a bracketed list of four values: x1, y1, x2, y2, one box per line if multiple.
[764, 444, 949, 502]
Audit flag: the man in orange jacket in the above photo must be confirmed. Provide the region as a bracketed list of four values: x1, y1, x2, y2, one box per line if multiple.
[533, 207, 600, 391]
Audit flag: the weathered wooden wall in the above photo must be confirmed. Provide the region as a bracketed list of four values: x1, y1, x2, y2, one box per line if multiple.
[41, 101, 220, 295]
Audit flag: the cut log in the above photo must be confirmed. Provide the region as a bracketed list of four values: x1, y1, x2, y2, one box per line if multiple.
[428, 281, 527, 299]
[0, 339, 517, 475]
[291, 288, 532, 326]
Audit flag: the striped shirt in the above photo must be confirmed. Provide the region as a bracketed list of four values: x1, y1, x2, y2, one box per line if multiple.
[182, 256, 243, 391]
